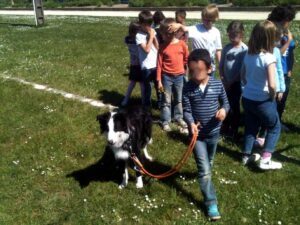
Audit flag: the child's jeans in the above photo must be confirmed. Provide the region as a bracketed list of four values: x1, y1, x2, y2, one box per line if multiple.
[160, 74, 184, 125]
[242, 97, 281, 154]
[141, 68, 159, 107]
[193, 134, 219, 207]
[277, 75, 291, 120]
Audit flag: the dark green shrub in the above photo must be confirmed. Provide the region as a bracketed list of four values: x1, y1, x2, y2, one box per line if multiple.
[128, 0, 209, 7]
[233, 0, 299, 6]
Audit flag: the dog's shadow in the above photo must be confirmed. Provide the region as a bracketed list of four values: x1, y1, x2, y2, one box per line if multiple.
[67, 147, 123, 188]
[67, 145, 206, 213]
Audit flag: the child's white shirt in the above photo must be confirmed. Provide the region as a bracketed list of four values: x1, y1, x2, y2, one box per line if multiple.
[136, 31, 158, 70]
[187, 24, 222, 71]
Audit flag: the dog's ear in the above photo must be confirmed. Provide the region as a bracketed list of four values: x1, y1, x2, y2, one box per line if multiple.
[96, 112, 111, 133]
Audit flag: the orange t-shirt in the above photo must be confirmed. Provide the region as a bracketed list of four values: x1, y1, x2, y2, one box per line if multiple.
[157, 40, 189, 81]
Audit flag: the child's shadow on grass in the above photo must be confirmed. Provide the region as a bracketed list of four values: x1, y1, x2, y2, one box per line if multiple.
[98, 90, 123, 106]
[98, 90, 143, 107]
[283, 122, 300, 134]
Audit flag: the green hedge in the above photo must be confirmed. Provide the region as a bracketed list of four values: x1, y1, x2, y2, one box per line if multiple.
[0, 0, 120, 8]
[232, 0, 299, 6]
[128, 0, 209, 7]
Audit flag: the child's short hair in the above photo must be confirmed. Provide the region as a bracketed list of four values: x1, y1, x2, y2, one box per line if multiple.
[248, 20, 277, 55]
[201, 4, 219, 22]
[268, 5, 296, 23]
[188, 49, 211, 68]
[128, 21, 140, 37]
[160, 18, 176, 35]
[175, 9, 187, 19]
[138, 10, 153, 25]
[153, 11, 165, 26]
[227, 21, 244, 35]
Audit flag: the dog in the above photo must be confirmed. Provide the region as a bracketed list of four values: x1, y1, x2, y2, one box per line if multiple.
[96, 106, 153, 189]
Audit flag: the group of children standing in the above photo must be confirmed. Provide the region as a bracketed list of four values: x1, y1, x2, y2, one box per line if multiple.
[121, 4, 296, 221]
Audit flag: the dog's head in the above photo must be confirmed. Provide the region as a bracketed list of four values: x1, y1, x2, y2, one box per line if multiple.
[96, 111, 130, 148]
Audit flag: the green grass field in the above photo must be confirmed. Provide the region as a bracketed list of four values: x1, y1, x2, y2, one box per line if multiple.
[0, 15, 299, 225]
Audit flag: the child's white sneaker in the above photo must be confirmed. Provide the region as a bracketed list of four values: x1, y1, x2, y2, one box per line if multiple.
[258, 157, 282, 170]
[162, 124, 171, 132]
[176, 119, 188, 128]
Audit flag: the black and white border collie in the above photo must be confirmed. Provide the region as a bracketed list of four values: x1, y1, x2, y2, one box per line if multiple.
[97, 106, 153, 189]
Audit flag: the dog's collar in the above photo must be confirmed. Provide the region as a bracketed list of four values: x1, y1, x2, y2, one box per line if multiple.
[121, 135, 133, 153]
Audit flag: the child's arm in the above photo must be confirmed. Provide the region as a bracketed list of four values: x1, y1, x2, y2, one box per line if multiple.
[287, 40, 296, 77]
[280, 30, 293, 55]
[183, 85, 197, 133]
[157, 50, 163, 90]
[215, 29, 222, 65]
[240, 63, 246, 86]
[275, 48, 286, 96]
[153, 35, 159, 50]
[216, 83, 230, 121]
[138, 28, 156, 54]
[168, 23, 188, 34]
[183, 42, 189, 68]
[215, 50, 222, 65]
[267, 62, 277, 100]
[219, 48, 225, 81]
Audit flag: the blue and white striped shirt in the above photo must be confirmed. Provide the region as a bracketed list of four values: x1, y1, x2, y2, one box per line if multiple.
[183, 77, 230, 137]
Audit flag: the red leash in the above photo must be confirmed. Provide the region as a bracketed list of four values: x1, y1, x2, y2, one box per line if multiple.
[131, 132, 198, 179]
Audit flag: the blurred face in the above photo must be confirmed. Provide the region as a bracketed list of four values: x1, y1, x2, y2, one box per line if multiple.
[161, 23, 176, 42]
[202, 17, 215, 30]
[282, 20, 290, 29]
[140, 23, 151, 32]
[228, 32, 243, 46]
[176, 15, 185, 24]
[162, 30, 175, 42]
[189, 60, 211, 83]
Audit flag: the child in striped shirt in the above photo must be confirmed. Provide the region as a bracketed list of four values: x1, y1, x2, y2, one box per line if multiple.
[183, 49, 229, 221]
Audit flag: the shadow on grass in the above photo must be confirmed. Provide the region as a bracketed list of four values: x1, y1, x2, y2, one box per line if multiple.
[0, 22, 36, 28]
[97, 89, 161, 111]
[98, 90, 123, 106]
[273, 145, 300, 166]
[67, 147, 122, 188]
[283, 122, 300, 134]
[67, 143, 206, 213]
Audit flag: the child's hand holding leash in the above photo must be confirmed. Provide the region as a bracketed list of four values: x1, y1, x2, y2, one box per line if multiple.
[191, 122, 200, 135]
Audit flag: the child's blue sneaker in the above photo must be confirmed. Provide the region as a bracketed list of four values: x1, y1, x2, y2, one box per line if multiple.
[207, 204, 221, 221]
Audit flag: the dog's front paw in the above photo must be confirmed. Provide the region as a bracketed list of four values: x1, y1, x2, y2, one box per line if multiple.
[118, 184, 127, 189]
[146, 155, 153, 162]
[136, 176, 143, 189]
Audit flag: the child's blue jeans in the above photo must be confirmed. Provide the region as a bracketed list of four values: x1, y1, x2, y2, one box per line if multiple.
[242, 97, 281, 154]
[142, 68, 162, 108]
[160, 74, 184, 125]
[193, 134, 219, 207]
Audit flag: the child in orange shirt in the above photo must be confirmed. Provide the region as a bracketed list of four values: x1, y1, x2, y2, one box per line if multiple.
[157, 18, 189, 131]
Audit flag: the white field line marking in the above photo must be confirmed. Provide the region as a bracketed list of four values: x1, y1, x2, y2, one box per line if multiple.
[1, 75, 116, 109]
